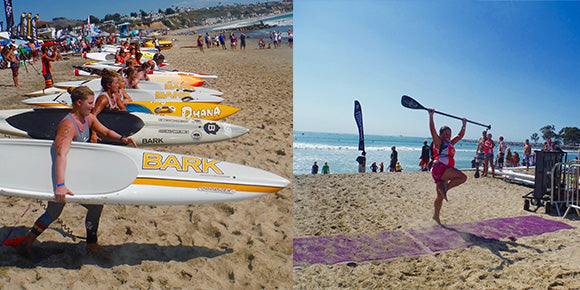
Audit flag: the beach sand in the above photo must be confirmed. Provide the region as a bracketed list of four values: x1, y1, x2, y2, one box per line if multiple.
[294, 171, 580, 288]
[0, 31, 293, 288]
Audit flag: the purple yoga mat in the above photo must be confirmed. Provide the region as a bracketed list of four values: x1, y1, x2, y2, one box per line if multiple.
[293, 215, 575, 267]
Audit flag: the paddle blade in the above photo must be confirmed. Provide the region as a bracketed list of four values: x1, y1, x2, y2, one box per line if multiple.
[401, 95, 425, 110]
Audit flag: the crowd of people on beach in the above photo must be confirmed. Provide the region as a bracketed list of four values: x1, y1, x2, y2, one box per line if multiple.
[0, 33, 151, 89]
[193, 28, 292, 52]
[352, 147, 404, 174]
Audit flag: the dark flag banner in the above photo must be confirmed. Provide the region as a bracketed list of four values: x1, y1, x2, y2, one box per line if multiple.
[3, 0, 13, 38]
[354, 100, 365, 151]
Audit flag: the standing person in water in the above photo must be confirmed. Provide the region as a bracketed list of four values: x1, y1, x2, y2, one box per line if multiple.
[428, 109, 467, 224]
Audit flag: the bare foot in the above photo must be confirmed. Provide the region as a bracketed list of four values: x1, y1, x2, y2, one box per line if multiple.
[432, 216, 441, 225]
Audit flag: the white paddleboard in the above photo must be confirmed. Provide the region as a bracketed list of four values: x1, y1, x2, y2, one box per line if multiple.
[78, 62, 216, 80]
[0, 108, 248, 146]
[25, 87, 67, 97]
[0, 139, 289, 205]
[54, 79, 224, 96]
[82, 52, 116, 62]
[22, 90, 223, 107]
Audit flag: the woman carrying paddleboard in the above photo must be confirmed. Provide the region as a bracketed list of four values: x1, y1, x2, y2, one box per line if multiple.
[428, 109, 467, 224]
[91, 70, 126, 142]
[15, 86, 136, 257]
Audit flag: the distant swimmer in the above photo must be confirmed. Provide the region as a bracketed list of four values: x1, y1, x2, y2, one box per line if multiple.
[322, 162, 330, 174]
[428, 108, 467, 224]
[311, 161, 319, 174]
[356, 151, 366, 173]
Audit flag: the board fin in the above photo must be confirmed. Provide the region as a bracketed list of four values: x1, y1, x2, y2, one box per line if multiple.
[3, 236, 25, 247]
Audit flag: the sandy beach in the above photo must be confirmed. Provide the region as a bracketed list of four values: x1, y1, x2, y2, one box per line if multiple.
[0, 30, 293, 288]
[294, 171, 580, 288]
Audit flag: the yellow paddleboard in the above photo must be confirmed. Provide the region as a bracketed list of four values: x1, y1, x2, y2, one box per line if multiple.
[145, 40, 173, 50]
[127, 102, 239, 121]
[147, 74, 205, 87]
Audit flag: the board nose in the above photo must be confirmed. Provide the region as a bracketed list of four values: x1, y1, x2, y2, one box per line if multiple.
[227, 124, 249, 138]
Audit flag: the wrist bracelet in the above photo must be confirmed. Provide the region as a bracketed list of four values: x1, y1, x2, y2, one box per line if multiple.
[119, 135, 124, 141]
[57, 183, 65, 188]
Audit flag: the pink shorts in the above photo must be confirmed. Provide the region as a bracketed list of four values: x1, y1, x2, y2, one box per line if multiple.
[431, 162, 450, 183]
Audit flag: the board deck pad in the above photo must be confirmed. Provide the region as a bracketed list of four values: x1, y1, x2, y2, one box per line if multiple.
[293, 215, 575, 267]
[6, 108, 144, 140]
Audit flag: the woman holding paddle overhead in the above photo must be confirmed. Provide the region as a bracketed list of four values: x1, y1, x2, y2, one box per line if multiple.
[428, 109, 467, 224]
[14, 86, 136, 258]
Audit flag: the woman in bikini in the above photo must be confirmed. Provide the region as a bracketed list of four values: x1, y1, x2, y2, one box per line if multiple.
[115, 73, 133, 109]
[90, 70, 124, 143]
[482, 133, 495, 177]
[428, 109, 467, 224]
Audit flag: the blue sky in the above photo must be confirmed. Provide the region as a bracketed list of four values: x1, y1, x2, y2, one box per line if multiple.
[294, 1, 580, 141]
[5, 0, 278, 21]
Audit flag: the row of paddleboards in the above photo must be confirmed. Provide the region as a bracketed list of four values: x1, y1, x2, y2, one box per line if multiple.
[0, 50, 290, 205]
[77, 61, 218, 80]
[28, 79, 224, 96]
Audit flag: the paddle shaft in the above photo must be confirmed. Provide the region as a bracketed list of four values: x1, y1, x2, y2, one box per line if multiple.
[401, 95, 491, 129]
[432, 109, 491, 129]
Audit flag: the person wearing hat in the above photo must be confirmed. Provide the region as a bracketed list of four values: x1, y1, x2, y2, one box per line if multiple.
[322, 162, 330, 174]
[395, 162, 403, 172]
[370, 161, 378, 172]
[543, 138, 554, 151]
[311, 161, 319, 174]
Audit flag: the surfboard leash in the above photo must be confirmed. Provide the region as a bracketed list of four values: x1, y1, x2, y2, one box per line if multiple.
[36, 200, 86, 242]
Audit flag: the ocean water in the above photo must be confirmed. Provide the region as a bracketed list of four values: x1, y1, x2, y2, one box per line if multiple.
[200, 13, 293, 40]
[293, 131, 578, 175]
